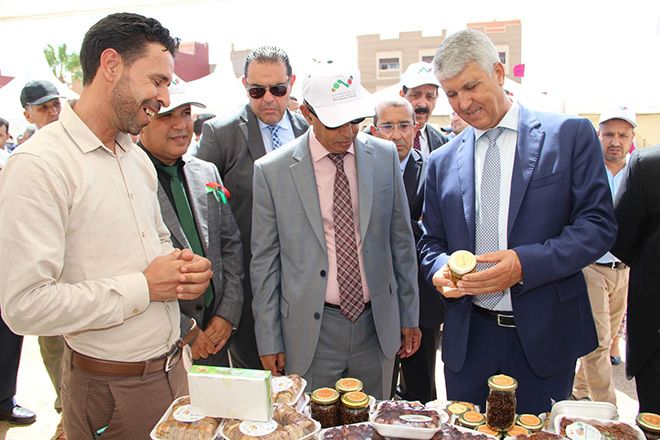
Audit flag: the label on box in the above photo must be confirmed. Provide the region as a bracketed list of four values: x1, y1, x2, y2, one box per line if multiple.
[173, 404, 206, 423]
[400, 414, 433, 423]
[272, 376, 293, 393]
[239, 420, 278, 436]
[566, 422, 602, 440]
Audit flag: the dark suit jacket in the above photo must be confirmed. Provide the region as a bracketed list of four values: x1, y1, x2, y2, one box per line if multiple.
[156, 156, 244, 331]
[426, 124, 449, 152]
[611, 145, 660, 378]
[419, 105, 617, 377]
[402, 149, 444, 328]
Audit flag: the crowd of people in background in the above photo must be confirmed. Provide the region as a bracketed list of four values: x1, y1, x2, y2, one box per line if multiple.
[0, 11, 658, 440]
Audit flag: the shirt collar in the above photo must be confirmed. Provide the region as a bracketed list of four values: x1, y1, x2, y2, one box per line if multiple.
[308, 127, 355, 162]
[138, 141, 184, 170]
[473, 100, 519, 141]
[399, 149, 412, 173]
[257, 113, 292, 131]
[59, 101, 135, 156]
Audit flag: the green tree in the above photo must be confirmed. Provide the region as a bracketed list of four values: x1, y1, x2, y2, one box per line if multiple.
[44, 43, 82, 84]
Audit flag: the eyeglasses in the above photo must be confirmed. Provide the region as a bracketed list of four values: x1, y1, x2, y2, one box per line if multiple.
[305, 101, 365, 129]
[376, 122, 414, 135]
[246, 81, 290, 99]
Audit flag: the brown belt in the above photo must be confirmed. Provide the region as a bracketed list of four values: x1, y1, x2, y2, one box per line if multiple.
[71, 319, 199, 376]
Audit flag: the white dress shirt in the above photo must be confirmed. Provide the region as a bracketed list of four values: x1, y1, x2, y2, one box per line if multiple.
[473, 101, 520, 311]
[419, 125, 431, 156]
[258, 113, 295, 153]
[0, 103, 179, 361]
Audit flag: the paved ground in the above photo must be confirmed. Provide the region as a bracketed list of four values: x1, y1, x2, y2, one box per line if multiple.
[1, 337, 640, 440]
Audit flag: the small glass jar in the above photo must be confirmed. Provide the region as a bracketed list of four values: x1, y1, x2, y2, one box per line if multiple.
[310, 387, 340, 428]
[446, 402, 470, 418]
[340, 391, 370, 425]
[516, 414, 544, 433]
[637, 412, 660, 440]
[447, 250, 477, 284]
[459, 411, 486, 430]
[335, 377, 363, 395]
[485, 374, 517, 431]
[476, 424, 501, 437]
[505, 425, 529, 437]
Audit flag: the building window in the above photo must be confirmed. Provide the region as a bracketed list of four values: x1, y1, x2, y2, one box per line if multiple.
[498, 51, 507, 64]
[376, 50, 402, 80]
[421, 55, 434, 63]
[418, 48, 436, 64]
[495, 45, 509, 68]
[379, 57, 400, 70]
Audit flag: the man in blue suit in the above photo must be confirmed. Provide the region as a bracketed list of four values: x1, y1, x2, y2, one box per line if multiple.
[418, 30, 617, 413]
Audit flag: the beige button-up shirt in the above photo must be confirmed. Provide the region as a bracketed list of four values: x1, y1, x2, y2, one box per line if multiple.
[0, 103, 179, 362]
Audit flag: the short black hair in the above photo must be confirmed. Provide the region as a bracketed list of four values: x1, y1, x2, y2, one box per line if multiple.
[80, 12, 180, 85]
[243, 46, 292, 78]
[0, 117, 9, 132]
[193, 113, 216, 136]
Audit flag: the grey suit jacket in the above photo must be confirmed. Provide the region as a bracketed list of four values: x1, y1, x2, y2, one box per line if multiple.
[156, 155, 244, 329]
[251, 131, 419, 375]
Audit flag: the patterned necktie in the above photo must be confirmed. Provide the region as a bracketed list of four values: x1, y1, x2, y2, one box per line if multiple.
[328, 153, 364, 322]
[413, 130, 421, 150]
[160, 164, 214, 308]
[473, 127, 505, 309]
[268, 125, 282, 149]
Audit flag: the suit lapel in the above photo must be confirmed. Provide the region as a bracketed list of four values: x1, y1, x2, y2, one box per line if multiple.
[182, 158, 210, 251]
[290, 133, 326, 251]
[356, 134, 374, 240]
[508, 106, 544, 236]
[288, 110, 308, 137]
[457, 130, 476, 249]
[243, 106, 267, 162]
[157, 183, 189, 249]
[402, 150, 422, 204]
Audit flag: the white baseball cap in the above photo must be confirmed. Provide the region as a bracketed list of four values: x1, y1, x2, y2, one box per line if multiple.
[400, 62, 440, 89]
[598, 104, 637, 128]
[159, 78, 206, 115]
[302, 63, 373, 128]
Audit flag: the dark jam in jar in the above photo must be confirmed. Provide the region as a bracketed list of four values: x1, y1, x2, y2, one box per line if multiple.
[311, 387, 340, 428]
[485, 374, 517, 431]
[340, 391, 370, 425]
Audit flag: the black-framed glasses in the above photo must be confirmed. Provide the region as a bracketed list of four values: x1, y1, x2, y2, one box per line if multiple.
[246, 80, 290, 99]
[376, 122, 415, 135]
[305, 101, 365, 129]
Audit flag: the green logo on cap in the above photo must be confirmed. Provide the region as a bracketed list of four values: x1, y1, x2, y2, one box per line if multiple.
[418, 66, 432, 74]
[331, 75, 353, 92]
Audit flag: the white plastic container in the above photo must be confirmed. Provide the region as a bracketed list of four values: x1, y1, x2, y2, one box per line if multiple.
[548, 400, 617, 432]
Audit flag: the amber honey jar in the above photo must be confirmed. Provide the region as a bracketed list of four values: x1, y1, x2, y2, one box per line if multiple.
[447, 250, 477, 284]
[340, 391, 370, 425]
[310, 387, 340, 428]
[485, 374, 517, 431]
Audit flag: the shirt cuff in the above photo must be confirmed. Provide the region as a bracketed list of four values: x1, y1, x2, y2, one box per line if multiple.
[116, 273, 150, 319]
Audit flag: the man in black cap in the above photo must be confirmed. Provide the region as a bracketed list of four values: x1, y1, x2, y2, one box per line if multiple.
[20, 80, 63, 130]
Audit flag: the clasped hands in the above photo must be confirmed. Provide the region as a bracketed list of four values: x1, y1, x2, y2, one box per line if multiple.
[144, 248, 213, 302]
[191, 316, 234, 360]
[432, 250, 523, 298]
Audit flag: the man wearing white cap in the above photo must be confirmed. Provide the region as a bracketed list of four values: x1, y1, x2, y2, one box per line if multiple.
[572, 105, 636, 405]
[139, 81, 244, 367]
[251, 64, 420, 399]
[400, 62, 448, 155]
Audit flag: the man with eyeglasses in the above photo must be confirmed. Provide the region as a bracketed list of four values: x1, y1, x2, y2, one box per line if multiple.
[370, 97, 444, 403]
[196, 46, 308, 370]
[251, 64, 420, 399]
[400, 62, 448, 155]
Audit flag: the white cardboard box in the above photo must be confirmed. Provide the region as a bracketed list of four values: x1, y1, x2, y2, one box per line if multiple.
[188, 365, 273, 422]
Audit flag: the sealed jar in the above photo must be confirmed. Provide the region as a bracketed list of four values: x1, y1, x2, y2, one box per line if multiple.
[516, 414, 544, 433]
[505, 425, 529, 437]
[340, 391, 370, 425]
[447, 250, 477, 284]
[335, 377, 363, 395]
[310, 387, 340, 428]
[459, 411, 486, 429]
[476, 424, 501, 437]
[485, 374, 517, 431]
[637, 412, 660, 440]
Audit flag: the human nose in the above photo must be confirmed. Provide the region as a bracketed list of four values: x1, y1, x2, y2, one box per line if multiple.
[457, 92, 472, 111]
[157, 84, 170, 109]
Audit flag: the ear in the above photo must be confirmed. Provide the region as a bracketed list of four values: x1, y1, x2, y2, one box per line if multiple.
[494, 62, 506, 86]
[300, 105, 313, 124]
[23, 109, 34, 124]
[399, 89, 405, 98]
[369, 126, 377, 136]
[241, 76, 248, 88]
[289, 74, 296, 88]
[99, 48, 123, 83]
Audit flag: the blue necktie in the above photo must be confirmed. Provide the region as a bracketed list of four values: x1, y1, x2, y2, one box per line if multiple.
[268, 125, 282, 149]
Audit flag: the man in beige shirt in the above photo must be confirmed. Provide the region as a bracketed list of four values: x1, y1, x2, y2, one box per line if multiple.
[0, 13, 212, 439]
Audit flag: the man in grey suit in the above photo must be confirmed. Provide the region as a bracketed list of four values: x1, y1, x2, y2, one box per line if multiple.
[196, 46, 308, 369]
[251, 64, 420, 399]
[140, 82, 244, 365]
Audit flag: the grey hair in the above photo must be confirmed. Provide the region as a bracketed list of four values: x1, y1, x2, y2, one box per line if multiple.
[434, 29, 500, 80]
[244, 45, 292, 77]
[373, 97, 415, 126]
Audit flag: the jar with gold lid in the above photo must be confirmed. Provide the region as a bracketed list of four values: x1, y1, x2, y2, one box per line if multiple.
[459, 411, 486, 429]
[340, 391, 370, 425]
[310, 387, 340, 428]
[447, 250, 477, 284]
[335, 377, 363, 395]
[516, 414, 544, 433]
[637, 412, 660, 440]
[485, 374, 517, 431]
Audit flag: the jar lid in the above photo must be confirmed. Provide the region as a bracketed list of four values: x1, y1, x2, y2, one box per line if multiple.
[505, 425, 529, 436]
[311, 387, 340, 405]
[335, 377, 363, 393]
[341, 391, 369, 409]
[477, 424, 501, 436]
[447, 402, 469, 416]
[448, 250, 477, 276]
[637, 413, 660, 433]
[460, 411, 486, 428]
[517, 414, 544, 430]
[487, 374, 518, 391]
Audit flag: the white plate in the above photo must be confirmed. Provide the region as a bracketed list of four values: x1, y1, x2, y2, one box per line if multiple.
[149, 395, 223, 440]
[370, 402, 447, 439]
[272, 376, 308, 406]
[554, 415, 645, 440]
[548, 401, 617, 433]
[220, 418, 320, 440]
[295, 392, 310, 414]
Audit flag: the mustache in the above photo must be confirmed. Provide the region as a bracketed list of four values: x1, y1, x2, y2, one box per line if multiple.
[414, 107, 429, 115]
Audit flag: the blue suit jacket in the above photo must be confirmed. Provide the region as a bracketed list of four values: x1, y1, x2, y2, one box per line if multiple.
[419, 105, 617, 377]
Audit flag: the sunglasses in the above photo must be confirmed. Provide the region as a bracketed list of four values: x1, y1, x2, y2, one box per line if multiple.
[246, 81, 290, 99]
[305, 101, 365, 129]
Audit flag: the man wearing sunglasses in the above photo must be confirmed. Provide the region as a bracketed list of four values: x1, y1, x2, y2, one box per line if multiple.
[196, 46, 308, 370]
[370, 97, 444, 403]
[251, 64, 420, 399]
